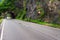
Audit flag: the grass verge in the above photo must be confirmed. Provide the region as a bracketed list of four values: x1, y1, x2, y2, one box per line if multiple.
[23, 19, 60, 28]
[0, 19, 3, 24]
[17, 18, 60, 28]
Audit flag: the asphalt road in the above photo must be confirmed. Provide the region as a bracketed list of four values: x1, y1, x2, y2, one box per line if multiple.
[0, 24, 2, 38]
[0, 19, 60, 40]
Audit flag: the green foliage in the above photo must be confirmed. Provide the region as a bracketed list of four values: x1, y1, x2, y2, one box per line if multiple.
[16, 0, 26, 20]
[16, 8, 26, 20]
[0, 0, 15, 13]
[36, 1, 44, 19]
[39, 8, 44, 18]
[0, 16, 2, 19]
[7, 13, 11, 17]
[0, 0, 60, 28]
[0, 19, 3, 23]
[23, 19, 60, 28]
[0, 0, 5, 5]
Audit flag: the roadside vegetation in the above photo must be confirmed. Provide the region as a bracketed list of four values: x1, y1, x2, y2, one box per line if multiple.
[27, 19, 60, 28]
[0, 0, 60, 28]
[0, 16, 3, 23]
[17, 19, 60, 28]
[0, 19, 2, 23]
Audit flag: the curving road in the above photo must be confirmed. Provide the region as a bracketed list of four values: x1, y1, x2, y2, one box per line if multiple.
[0, 19, 60, 40]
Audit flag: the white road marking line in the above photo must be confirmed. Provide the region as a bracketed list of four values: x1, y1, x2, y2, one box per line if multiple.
[0, 19, 6, 40]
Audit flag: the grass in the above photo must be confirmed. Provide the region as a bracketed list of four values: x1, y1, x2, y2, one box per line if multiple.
[23, 19, 60, 28]
[0, 19, 3, 24]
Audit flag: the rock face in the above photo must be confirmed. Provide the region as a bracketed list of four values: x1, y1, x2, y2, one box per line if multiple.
[26, 0, 38, 19]
[41, 0, 60, 24]
[47, 0, 60, 24]
[0, 0, 60, 24]
[14, 0, 23, 8]
[26, 0, 60, 24]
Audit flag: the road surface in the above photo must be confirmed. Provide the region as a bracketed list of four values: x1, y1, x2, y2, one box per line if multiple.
[0, 24, 2, 37]
[0, 19, 60, 40]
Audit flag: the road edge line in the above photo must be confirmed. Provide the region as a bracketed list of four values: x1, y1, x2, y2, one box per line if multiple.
[0, 19, 6, 40]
